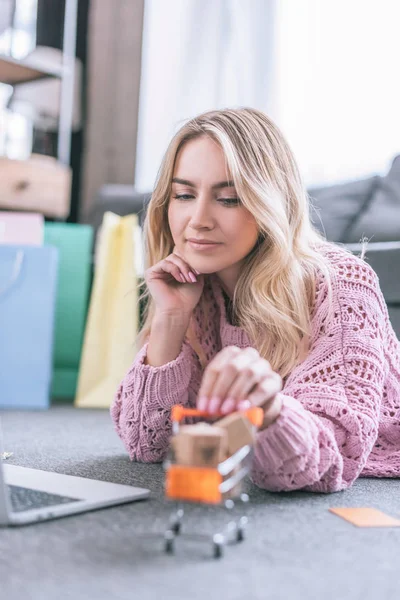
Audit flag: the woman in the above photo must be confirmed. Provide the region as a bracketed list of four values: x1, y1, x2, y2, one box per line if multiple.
[111, 107, 400, 493]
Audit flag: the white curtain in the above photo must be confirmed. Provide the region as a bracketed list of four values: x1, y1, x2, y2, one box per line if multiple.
[135, 0, 400, 191]
[135, 0, 278, 192]
[275, 0, 400, 185]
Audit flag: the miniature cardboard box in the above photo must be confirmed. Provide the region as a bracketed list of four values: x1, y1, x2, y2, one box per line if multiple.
[171, 423, 228, 468]
[213, 412, 255, 456]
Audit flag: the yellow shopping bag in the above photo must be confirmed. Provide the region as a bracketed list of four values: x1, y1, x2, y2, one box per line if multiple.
[75, 212, 138, 408]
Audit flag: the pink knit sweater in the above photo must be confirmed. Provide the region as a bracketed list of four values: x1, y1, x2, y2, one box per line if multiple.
[111, 244, 400, 493]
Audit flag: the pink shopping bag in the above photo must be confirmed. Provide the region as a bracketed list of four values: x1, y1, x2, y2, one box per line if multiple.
[0, 211, 44, 246]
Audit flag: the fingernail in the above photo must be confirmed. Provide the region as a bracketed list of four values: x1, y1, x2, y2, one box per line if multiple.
[179, 273, 186, 283]
[238, 400, 251, 411]
[194, 269, 201, 275]
[188, 271, 197, 283]
[221, 398, 236, 414]
[197, 396, 208, 411]
[209, 396, 221, 414]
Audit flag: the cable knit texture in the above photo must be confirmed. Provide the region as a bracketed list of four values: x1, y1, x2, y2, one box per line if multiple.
[111, 244, 400, 493]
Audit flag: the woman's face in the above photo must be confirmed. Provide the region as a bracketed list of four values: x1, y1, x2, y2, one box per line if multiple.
[168, 136, 259, 283]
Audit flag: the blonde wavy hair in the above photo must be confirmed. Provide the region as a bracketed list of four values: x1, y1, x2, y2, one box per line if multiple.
[138, 107, 334, 379]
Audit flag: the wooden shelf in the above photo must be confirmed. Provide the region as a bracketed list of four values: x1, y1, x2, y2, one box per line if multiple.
[0, 54, 62, 85]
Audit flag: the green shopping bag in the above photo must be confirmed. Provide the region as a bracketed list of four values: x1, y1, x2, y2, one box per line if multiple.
[44, 223, 93, 400]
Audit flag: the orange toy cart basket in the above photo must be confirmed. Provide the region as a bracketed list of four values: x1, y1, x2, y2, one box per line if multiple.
[162, 404, 264, 558]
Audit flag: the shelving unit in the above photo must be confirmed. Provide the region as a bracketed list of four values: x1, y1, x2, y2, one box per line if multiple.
[0, 53, 62, 84]
[0, 0, 78, 166]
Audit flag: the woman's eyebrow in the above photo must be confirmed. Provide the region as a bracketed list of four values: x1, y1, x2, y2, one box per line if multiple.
[172, 177, 235, 190]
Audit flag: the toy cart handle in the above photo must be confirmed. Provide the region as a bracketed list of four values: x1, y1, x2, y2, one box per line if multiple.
[171, 405, 264, 428]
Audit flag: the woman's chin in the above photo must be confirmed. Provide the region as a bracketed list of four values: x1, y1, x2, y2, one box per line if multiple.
[194, 268, 215, 275]
[191, 264, 220, 275]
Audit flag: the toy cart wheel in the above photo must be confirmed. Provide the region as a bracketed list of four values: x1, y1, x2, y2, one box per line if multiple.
[172, 520, 181, 535]
[213, 534, 224, 559]
[169, 507, 184, 535]
[164, 530, 175, 554]
[224, 499, 235, 510]
[236, 516, 248, 542]
[213, 541, 223, 559]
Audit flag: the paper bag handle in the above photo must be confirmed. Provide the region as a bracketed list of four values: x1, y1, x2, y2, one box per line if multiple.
[0, 250, 24, 297]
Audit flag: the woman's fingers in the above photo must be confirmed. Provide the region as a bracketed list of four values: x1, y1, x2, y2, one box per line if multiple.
[168, 253, 199, 283]
[197, 346, 241, 411]
[173, 247, 201, 276]
[195, 342, 283, 419]
[220, 358, 272, 414]
[197, 346, 260, 414]
[246, 372, 283, 408]
[150, 253, 198, 284]
[210, 349, 261, 413]
[223, 372, 282, 418]
[150, 258, 186, 283]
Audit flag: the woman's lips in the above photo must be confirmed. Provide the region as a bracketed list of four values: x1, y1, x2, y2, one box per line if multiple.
[186, 240, 223, 251]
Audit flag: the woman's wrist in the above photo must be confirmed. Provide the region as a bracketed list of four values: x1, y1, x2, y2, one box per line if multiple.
[145, 310, 192, 367]
[153, 308, 192, 328]
[259, 393, 283, 431]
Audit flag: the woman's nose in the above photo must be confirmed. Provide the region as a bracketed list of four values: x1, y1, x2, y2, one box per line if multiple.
[189, 198, 214, 228]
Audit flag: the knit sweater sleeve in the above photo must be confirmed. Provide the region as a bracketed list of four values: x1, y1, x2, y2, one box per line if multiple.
[110, 340, 200, 462]
[251, 256, 388, 493]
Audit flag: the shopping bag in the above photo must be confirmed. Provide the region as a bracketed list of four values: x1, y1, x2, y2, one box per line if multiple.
[44, 223, 93, 400]
[0, 245, 59, 409]
[75, 213, 138, 408]
[0, 211, 44, 245]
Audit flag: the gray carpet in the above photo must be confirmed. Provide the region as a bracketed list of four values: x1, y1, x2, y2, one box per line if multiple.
[1, 405, 400, 600]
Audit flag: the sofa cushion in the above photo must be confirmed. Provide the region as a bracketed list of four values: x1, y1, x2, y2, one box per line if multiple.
[308, 175, 380, 242]
[88, 185, 150, 232]
[345, 155, 400, 243]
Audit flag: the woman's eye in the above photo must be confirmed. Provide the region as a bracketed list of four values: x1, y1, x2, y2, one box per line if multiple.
[219, 197, 241, 206]
[173, 194, 240, 206]
[174, 194, 194, 201]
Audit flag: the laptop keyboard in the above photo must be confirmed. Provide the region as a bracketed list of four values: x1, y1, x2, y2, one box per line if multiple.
[8, 485, 81, 513]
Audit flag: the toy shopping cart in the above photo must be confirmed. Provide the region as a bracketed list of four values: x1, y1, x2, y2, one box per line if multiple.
[163, 404, 263, 558]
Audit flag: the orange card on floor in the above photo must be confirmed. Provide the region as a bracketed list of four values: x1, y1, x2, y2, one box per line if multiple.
[329, 507, 400, 528]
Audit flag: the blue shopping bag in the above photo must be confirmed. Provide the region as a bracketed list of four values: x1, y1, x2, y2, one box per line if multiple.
[0, 245, 59, 409]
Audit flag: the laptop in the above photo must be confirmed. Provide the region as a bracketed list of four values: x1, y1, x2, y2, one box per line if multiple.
[0, 424, 150, 527]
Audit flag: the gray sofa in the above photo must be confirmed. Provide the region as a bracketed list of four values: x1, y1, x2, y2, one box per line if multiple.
[87, 155, 400, 336]
[309, 155, 400, 336]
[308, 155, 400, 244]
[88, 184, 150, 230]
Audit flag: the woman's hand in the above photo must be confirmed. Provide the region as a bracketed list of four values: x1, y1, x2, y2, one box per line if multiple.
[145, 247, 205, 318]
[197, 346, 283, 427]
